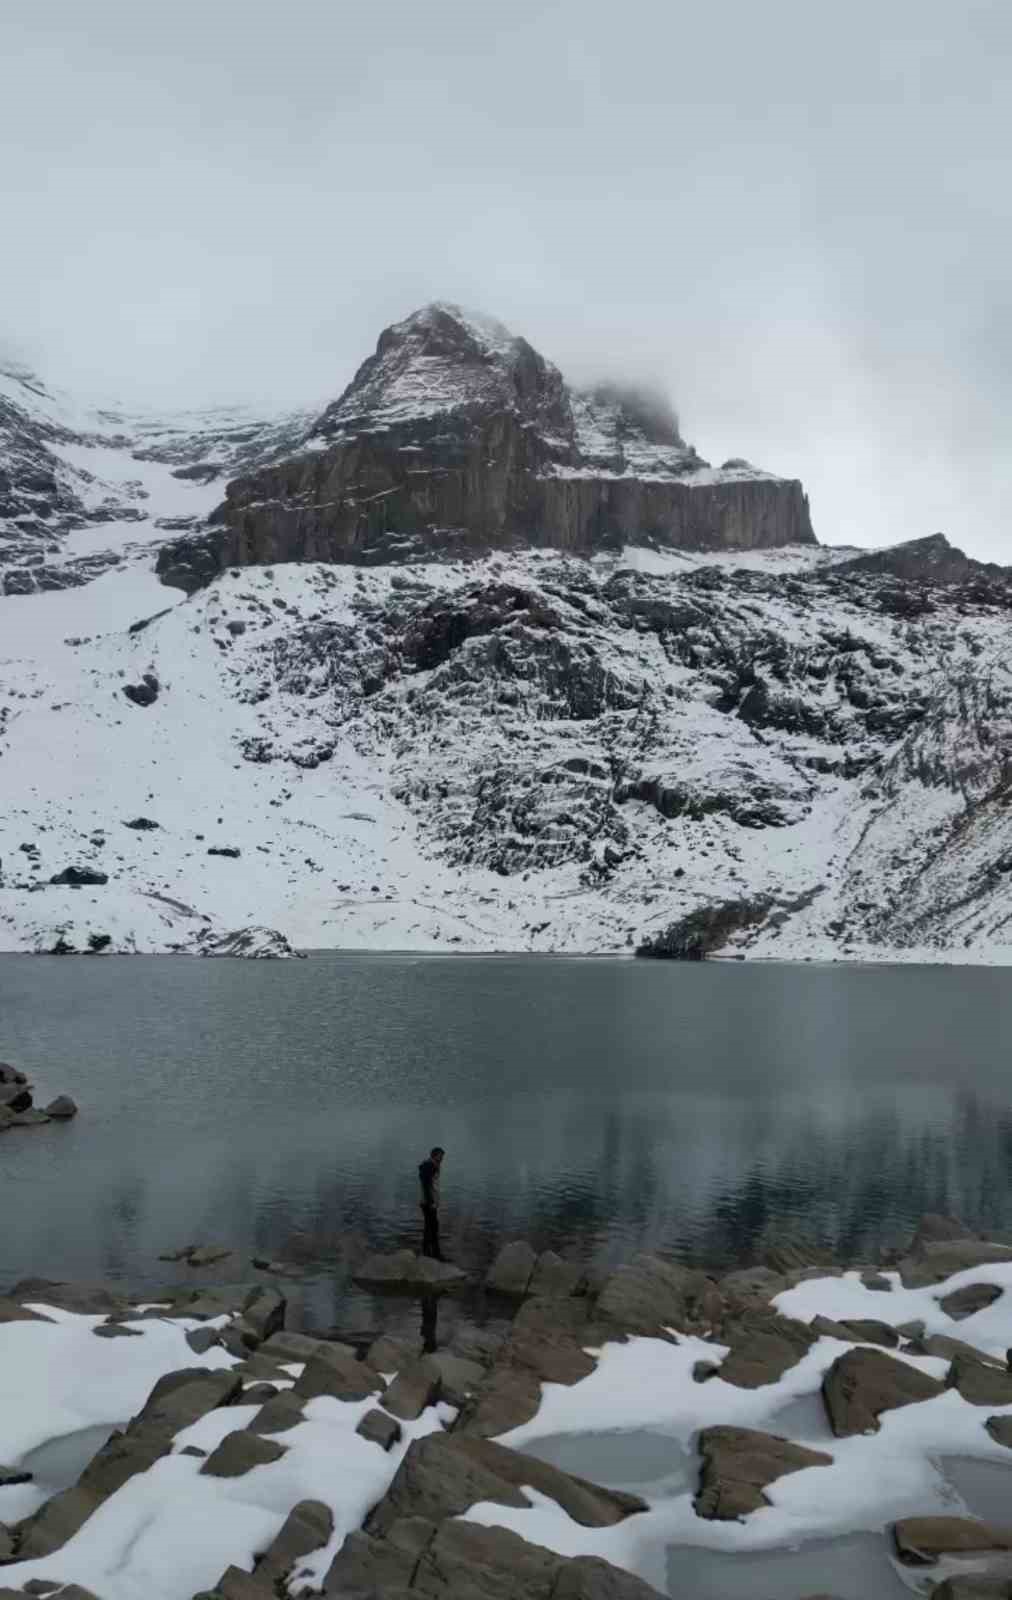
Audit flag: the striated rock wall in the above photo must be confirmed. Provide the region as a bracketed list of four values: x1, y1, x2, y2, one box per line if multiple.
[156, 303, 814, 592]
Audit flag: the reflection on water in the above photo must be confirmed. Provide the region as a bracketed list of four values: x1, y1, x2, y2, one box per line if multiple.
[3, 954, 1012, 1326]
[523, 1428, 693, 1495]
[666, 1531, 913, 1600]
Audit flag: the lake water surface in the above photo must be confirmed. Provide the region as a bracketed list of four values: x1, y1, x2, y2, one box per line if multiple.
[3, 954, 1012, 1329]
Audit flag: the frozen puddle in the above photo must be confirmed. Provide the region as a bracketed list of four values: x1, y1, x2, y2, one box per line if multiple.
[666, 1531, 915, 1599]
[21, 1422, 123, 1493]
[765, 1390, 835, 1446]
[522, 1428, 693, 1496]
[938, 1455, 1012, 1528]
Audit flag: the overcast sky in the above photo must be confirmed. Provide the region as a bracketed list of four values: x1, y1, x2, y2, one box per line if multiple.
[2, 0, 1010, 555]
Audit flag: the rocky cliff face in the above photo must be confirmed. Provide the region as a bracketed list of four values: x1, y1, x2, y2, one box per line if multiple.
[156, 303, 813, 592]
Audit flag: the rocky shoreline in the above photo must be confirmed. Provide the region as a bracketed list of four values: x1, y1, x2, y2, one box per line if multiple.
[4, 1215, 1012, 1596]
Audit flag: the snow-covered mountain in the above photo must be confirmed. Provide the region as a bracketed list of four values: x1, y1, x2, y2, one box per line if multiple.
[2, 305, 1011, 962]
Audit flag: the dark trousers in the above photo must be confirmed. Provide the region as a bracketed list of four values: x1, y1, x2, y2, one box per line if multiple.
[421, 1203, 441, 1260]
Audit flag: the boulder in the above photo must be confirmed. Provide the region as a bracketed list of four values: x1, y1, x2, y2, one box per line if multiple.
[718, 1266, 788, 1302]
[761, 1237, 836, 1276]
[383, 1357, 443, 1421]
[186, 1326, 221, 1355]
[0, 1298, 54, 1324]
[366, 1433, 647, 1538]
[261, 1330, 330, 1364]
[822, 1347, 945, 1436]
[930, 1574, 1012, 1598]
[354, 1250, 467, 1290]
[200, 1430, 287, 1477]
[294, 1344, 381, 1403]
[893, 1517, 1012, 1563]
[428, 1351, 486, 1407]
[947, 1355, 1012, 1406]
[718, 1307, 817, 1388]
[0, 1063, 28, 1084]
[327, 1516, 666, 1599]
[695, 1427, 832, 1519]
[909, 1334, 1000, 1365]
[356, 1409, 403, 1451]
[255, 1497, 334, 1585]
[368, 1333, 419, 1374]
[898, 1242, 1012, 1289]
[43, 1095, 78, 1119]
[9, 1279, 129, 1316]
[247, 1391, 306, 1435]
[810, 1315, 899, 1348]
[986, 1416, 1012, 1450]
[240, 1284, 286, 1343]
[596, 1253, 713, 1335]
[138, 1367, 244, 1432]
[908, 1214, 978, 1253]
[940, 1283, 1003, 1320]
[457, 1365, 543, 1438]
[0, 1085, 33, 1112]
[529, 1251, 586, 1299]
[486, 1241, 538, 1296]
[49, 866, 108, 886]
[0, 1465, 32, 1486]
[240, 1383, 279, 1405]
[91, 1322, 142, 1339]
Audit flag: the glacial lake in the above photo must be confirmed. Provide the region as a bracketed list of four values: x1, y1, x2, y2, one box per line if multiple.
[3, 953, 1012, 1331]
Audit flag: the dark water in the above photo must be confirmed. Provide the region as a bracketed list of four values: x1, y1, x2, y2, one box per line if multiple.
[3, 953, 1012, 1329]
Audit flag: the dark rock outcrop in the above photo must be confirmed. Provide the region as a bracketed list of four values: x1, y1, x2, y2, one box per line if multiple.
[157, 303, 814, 592]
[822, 1347, 945, 1436]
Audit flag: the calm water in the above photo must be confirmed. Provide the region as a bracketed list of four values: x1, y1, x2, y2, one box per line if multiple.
[3, 954, 1012, 1329]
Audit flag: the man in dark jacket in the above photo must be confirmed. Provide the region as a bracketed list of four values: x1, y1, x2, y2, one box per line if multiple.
[418, 1146, 445, 1260]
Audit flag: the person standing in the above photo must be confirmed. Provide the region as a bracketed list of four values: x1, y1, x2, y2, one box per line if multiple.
[418, 1146, 445, 1261]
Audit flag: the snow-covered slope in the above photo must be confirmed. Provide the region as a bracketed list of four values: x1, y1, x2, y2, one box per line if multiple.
[2, 519, 1012, 960]
[0, 363, 311, 596]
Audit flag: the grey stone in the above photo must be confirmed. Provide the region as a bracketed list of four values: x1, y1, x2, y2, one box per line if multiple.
[91, 1322, 142, 1338]
[761, 1237, 836, 1276]
[186, 1325, 221, 1354]
[179, 1445, 208, 1458]
[941, 1283, 1004, 1320]
[457, 1365, 543, 1437]
[368, 1333, 418, 1374]
[241, 1382, 280, 1405]
[294, 1344, 380, 1403]
[694, 1426, 832, 1520]
[260, 1330, 327, 1363]
[986, 1416, 1012, 1450]
[485, 1241, 538, 1296]
[718, 1307, 817, 1388]
[898, 1242, 1012, 1289]
[428, 1351, 486, 1407]
[10, 1279, 129, 1316]
[717, 1266, 788, 1302]
[9, 1109, 51, 1126]
[917, 1333, 1002, 1364]
[894, 1516, 1012, 1562]
[354, 1249, 467, 1290]
[357, 1408, 403, 1451]
[0, 1063, 28, 1084]
[810, 1314, 899, 1348]
[908, 1214, 978, 1253]
[947, 1354, 1012, 1406]
[43, 1095, 78, 1119]
[0, 1297, 54, 1324]
[200, 1429, 287, 1477]
[366, 1433, 647, 1538]
[255, 1497, 334, 1585]
[247, 1391, 306, 1435]
[528, 1251, 586, 1299]
[240, 1284, 286, 1343]
[0, 1464, 32, 1486]
[383, 1356, 443, 1420]
[596, 1253, 713, 1335]
[822, 1347, 945, 1436]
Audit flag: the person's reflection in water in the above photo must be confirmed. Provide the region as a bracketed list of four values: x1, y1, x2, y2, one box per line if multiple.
[420, 1292, 439, 1353]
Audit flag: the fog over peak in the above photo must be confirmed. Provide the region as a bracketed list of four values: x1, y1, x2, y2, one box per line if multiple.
[2, 0, 1010, 555]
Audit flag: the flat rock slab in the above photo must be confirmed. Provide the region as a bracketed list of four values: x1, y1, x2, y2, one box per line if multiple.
[368, 1333, 419, 1374]
[366, 1432, 646, 1538]
[294, 1344, 381, 1403]
[201, 1429, 287, 1477]
[354, 1250, 467, 1291]
[260, 1330, 329, 1363]
[356, 1409, 403, 1451]
[486, 1241, 538, 1296]
[428, 1351, 486, 1407]
[940, 1283, 1004, 1320]
[811, 1315, 899, 1348]
[823, 1347, 945, 1437]
[913, 1334, 1002, 1365]
[947, 1355, 1012, 1407]
[894, 1516, 1012, 1563]
[255, 1497, 334, 1585]
[899, 1242, 1012, 1288]
[329, 1516, 666, 1599]
[718, 1307, 817, 1389]
[528, 1251, 586, 1299]
[383, 1357, 443, 1421]
[695, 1426, 832, 1520]
[247, 1391, 306, 1435]
[596, 1252, 713, 1335]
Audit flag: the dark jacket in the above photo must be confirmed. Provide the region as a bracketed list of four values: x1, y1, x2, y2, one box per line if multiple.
[419, 1158, 440, 1208]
